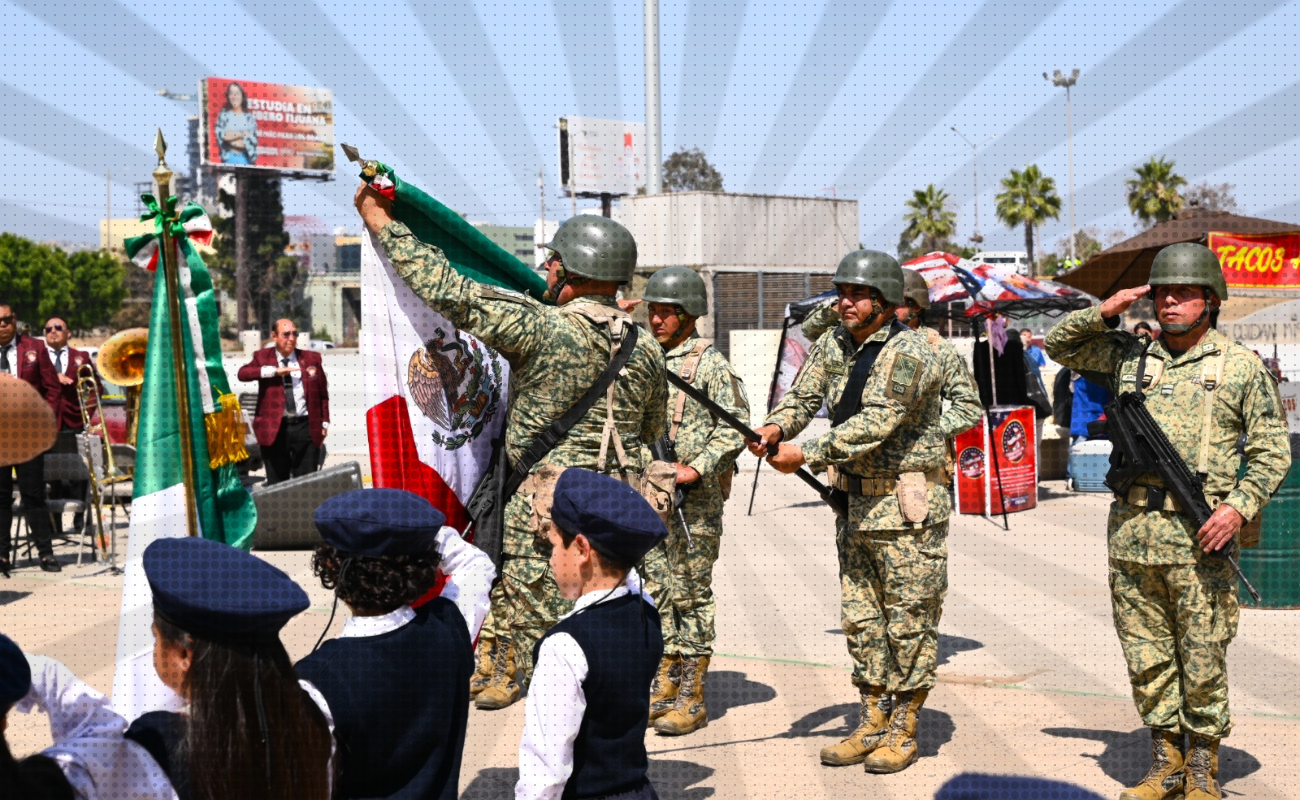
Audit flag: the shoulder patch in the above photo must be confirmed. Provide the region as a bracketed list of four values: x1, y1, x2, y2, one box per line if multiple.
[478, 284, 534, 305]
[886, 352, 922, 403]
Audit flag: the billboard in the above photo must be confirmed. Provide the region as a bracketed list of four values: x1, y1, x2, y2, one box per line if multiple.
[558, 116, 646, 196]
[954, 406, 1038, 517]
[1207, 231, 1300, 290]
[200, 78, 335, 174]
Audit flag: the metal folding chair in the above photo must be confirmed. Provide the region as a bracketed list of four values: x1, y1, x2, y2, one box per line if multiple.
[43, 452, 91, 566]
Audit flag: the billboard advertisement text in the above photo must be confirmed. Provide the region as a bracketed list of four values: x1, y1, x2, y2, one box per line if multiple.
[558, 116, 646, 197]
[200, 78, 334, 174]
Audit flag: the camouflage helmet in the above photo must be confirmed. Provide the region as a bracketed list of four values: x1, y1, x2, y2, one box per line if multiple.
[833, 250, 904, 306]
[545, 216, 638, 283]
[642, 267, 708, 318]
[1148, 243, 1229, 301]
[901, 268, 931, 310]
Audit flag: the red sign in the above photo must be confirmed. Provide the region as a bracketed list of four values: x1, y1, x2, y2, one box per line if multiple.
[1207, 231, 1300, 290]
[954, 406, 1038, 516]
[199, 78, 335, 175]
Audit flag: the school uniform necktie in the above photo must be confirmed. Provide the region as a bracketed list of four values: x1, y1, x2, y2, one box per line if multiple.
[282, 358, 298, 416]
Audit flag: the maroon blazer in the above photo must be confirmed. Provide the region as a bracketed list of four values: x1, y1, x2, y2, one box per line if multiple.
[49, 346, 104, 430]
[237, 347, 330, 448]
[13, 333, 58, 412]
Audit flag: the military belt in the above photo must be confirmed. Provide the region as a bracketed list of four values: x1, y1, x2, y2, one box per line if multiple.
[826, 466, 944, 497]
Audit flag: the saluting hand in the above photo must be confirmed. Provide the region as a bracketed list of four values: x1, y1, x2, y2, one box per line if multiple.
[1098, 285, 1151, 320]
[354, 183, 395, 234]
[1198, 504, 1245, 553]
[747, 424, 783, 457]
[765, 443, 806, 474]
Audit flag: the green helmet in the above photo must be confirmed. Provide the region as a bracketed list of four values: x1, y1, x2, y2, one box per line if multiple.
[901, 269, 931, 310]
[833, 250, 904, 306]
[546, 216, 638, 283]
[1148, 243, 1228, 301]
[642, 267, 707, 317]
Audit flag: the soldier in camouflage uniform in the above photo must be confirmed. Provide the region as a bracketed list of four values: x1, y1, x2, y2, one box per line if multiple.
[751, 251, 950, 774]
[637, 267, 749, 737]
[802, 269, 981, 447]
[1045, 243, 1290, 800]
[355, 185, 668, 711]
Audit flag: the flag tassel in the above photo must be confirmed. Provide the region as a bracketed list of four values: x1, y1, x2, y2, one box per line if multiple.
[205, 393, 250, 469]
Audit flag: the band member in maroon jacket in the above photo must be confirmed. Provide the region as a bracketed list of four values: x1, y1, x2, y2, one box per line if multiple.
[0, 303, 61, 574]
[43, 317, 103, 434]
[237, 319, 330, 484]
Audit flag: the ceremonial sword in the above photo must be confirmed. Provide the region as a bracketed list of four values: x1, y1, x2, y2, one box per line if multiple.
[665, 371, 846, 515]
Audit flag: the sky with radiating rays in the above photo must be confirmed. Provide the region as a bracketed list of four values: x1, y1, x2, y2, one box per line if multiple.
[4, 0, 1300, 257]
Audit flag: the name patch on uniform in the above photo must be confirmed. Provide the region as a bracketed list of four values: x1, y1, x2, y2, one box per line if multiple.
[886, 352, 921, 403]
[478, 285, 531, 305]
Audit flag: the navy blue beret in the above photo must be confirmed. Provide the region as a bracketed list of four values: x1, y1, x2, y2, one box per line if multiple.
[550, 469, 667, 564]
[313, 488, 446, 557]
[0, 633, 30, 707]
[143, 537, 309, 642]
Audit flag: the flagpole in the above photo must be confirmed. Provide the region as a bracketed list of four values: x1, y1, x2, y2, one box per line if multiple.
[153, 130, 199, 537]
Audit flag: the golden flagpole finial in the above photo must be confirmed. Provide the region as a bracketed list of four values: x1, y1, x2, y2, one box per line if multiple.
[153, 129, 174, 194]
[154, 129, 168, 166]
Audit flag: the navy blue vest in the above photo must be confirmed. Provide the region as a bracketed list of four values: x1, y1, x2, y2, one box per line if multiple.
[534, 592, 663, 800]
[295, 599, 473, 800]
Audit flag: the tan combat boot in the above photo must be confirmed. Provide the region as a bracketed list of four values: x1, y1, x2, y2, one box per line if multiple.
[654, 655, 709, 735]
[469, 635, 497, 698]
[863, 688, 928, 774]
[648, 654, 683, 725]
[818, 687, 890, 766]
[1118, 729, 1185, 800]
[1182, 734, 1221, 800]
[474, 637, 521, 710]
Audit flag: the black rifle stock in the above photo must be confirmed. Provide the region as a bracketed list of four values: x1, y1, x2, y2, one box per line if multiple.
[1104, 391, 1262, 602]
[665, 371, 847, 516]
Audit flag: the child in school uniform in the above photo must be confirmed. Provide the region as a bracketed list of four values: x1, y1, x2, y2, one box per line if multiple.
[295, 488, 495, 800]
[516, 468, 668, 800]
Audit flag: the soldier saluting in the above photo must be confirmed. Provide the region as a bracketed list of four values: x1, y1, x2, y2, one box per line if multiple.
[1045, 243, 1290, 800]
[638, 267, 749, 736]
[355, 186, 668, 711]
[749, 251, 951, 775]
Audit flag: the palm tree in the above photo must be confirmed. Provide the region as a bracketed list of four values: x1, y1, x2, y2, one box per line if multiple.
[1126, 156, 1187, 227]
[994, 165, 1062, 277]
[901, 184, 957, 255]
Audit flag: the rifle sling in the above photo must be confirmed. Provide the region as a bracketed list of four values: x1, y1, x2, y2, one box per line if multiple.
[831, 320, 909, 428]
[503, 323, 640, 498]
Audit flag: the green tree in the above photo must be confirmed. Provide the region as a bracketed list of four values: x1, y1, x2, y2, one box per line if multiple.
[994, 165, 1062, 277]
[0, 233, 74, 326]
[207, 174, 307, 338]
[900, 184, 957, 256]
[1126, 156, 1187, 228]
[663, 148, 724, 192]
[66, 249, 126, 332]
[1184, 181, 1237, 213]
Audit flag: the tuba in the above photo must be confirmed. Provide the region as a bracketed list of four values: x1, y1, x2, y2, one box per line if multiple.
[96, 328, 147, 446]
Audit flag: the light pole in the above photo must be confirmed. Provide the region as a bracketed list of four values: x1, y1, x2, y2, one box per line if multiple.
[644, 0, 662, 194]
[1044, 69, 1079, 264]
[950, 126, 992, 244]
[538, 168, 546, 268]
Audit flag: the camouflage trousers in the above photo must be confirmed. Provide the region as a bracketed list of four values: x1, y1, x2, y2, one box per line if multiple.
[837, 519, 949, 692]
[1109, 557, 1239, 739]
[641, 491, 723, 657]
[481, 490, 573, 684]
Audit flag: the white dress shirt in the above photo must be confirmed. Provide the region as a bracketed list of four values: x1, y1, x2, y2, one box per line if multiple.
[16, 655, 178, 800]
[260, 350, 308, 417]
[300, 526, 496, 752]
[515, 573, 654, 800]
[1, 339, 17, 377]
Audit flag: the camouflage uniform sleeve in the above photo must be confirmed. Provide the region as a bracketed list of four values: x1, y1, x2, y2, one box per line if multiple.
[800, 301, 839, 342]
[937, 339, 982, 439]
[765, 333, 832, 440]
[1043, 306, 1130, 384]
[801, 347, 936, 470]
[642, 346, 669, 445]
[1226, 366, 1291, 521]
[378, 221, 547, 362]
[686, 353, 749, 478]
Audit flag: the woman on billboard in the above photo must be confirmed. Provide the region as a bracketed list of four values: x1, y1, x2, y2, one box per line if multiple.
[215, 82, 258, 165]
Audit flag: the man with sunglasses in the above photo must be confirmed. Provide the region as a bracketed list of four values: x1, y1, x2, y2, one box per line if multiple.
[355, 184, 667, 711]
[749, 252, 950, 775]
[42, 317, 103, 538]
[237, 319, 330, 484]
[0, 303, 62, 573]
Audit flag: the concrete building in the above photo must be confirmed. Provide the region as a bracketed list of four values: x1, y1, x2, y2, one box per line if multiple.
[616, 192, 859, 358]
[472, 223, 537, 264]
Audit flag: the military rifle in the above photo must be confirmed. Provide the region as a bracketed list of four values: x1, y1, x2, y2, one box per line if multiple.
[1104, 390, 1263, 603]
[650, 436, 695, 547]
[665, 371, 847, 516]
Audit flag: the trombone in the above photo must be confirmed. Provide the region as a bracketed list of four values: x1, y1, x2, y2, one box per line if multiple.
[77, 362, 115, 560]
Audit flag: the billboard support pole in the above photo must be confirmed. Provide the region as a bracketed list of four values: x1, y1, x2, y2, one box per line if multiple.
[601, 192, 612, 218]
[234, 168, 251, 332]
[644, 0, 662, 195]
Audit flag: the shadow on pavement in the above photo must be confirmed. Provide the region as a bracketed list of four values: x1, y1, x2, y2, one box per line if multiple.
[462, 761, 715, 800]
[937, 633, 984, 667]
[702, 670, 776, 723]
[1043, 727, 1261, 790]
[786, 702, 955, 757]
[0, 590, 32, 606]
[935, 772, 1107, 799]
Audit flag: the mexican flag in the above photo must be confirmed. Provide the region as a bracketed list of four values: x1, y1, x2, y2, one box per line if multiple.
[113, 198, 257, 718]
[359, 161, 545, 558]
